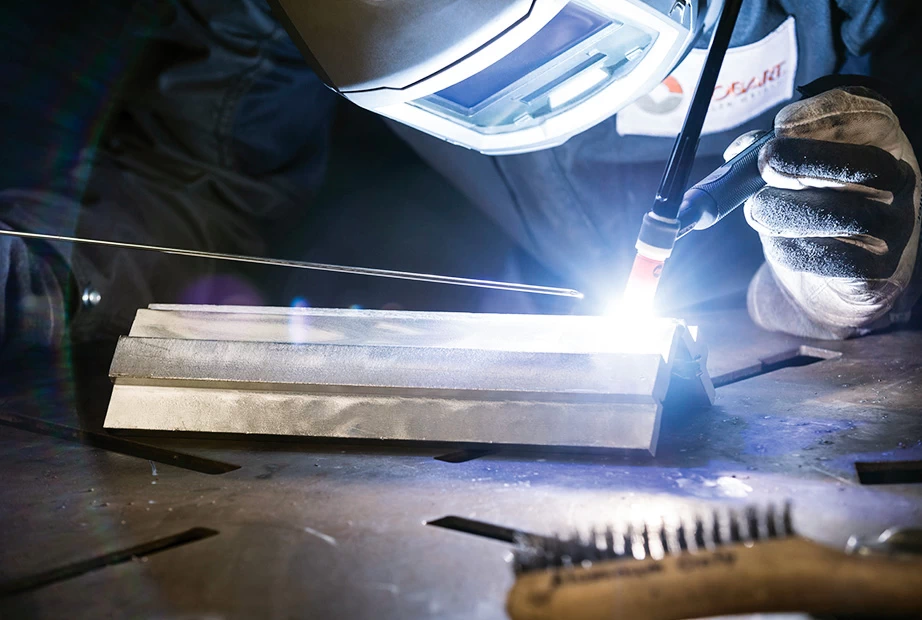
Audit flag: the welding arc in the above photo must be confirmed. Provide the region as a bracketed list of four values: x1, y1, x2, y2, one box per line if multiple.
[0, 229, 583, 299]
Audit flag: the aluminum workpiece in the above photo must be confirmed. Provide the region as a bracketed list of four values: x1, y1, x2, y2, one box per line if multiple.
[104, 305, 715, 452]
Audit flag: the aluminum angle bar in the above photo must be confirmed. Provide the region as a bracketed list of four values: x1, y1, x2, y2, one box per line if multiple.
[104, 306, 715, 453]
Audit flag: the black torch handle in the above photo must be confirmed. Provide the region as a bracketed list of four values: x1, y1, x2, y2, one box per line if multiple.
[676, 129, 774, 238]
[650, 0, 745, 221]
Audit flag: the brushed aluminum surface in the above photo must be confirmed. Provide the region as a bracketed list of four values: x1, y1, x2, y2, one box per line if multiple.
[104, 306, 714, 452]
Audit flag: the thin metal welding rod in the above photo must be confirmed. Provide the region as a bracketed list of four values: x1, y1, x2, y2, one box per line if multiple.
[0, 229, 583, 298]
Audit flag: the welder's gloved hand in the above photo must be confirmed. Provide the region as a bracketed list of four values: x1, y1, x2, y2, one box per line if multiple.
[0, 221, 70, 360]
[741, 87, 922, 339]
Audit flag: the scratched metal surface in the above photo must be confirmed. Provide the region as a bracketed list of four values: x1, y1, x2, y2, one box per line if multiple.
[103, 308, 715, 452]
[1, 308, 921, 619]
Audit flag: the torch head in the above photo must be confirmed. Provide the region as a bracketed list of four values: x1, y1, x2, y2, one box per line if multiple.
[620, 211, 679, 314]
[622, 252, 664, 314]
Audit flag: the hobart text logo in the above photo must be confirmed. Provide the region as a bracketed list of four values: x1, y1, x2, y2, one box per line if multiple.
[713, 61, 786, 101]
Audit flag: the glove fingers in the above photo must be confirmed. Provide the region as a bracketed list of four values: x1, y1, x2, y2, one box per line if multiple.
[746, 186, 915, 247]
[773, 88, 906, 159]
[762, 137, 906, 192]
[763, 235, 903, 279]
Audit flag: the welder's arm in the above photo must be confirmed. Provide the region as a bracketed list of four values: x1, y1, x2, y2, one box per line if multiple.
[744, 87, 921, 339]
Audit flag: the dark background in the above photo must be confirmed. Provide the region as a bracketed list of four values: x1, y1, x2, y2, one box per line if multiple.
[0, 2, 575, 319]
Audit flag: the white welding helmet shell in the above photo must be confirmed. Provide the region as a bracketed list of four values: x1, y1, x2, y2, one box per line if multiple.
[270, 0, 721, 155]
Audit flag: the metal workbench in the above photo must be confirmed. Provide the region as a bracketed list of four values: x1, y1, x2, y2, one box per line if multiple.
[2, 308, 921, 619]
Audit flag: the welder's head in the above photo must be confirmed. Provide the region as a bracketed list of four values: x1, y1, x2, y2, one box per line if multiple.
[270, 0, 721, 155]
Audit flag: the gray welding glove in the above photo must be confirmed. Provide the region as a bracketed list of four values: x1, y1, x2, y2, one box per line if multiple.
[741, 87, 922, 339]
[0, 192, 75, 360]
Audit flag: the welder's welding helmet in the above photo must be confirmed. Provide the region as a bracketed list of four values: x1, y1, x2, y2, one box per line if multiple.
[270, 0, 720, 155]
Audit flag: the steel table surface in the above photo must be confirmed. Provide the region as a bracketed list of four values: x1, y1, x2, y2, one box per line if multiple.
[1, 308, 920, 619]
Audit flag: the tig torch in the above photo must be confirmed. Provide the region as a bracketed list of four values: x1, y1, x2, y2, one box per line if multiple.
[626, 81, 872, 307]
[624, 129, 772, 306]
[623, 0, 752, 309]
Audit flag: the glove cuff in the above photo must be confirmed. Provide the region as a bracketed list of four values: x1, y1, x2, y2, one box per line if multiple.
[747, 263, 863, 340]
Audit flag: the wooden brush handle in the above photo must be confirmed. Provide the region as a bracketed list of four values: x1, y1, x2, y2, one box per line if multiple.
[507, 537, 922, 620]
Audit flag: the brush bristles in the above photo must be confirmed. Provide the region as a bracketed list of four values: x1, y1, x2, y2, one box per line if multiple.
[513, 502, 794, 574]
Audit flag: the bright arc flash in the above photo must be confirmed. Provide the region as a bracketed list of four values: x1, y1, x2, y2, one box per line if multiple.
[598, 298, 677, 360]
[615, 252, 664, 317]
[596, 252, 671, 357]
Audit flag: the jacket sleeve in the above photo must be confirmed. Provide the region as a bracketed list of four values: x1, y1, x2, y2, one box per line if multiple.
[0, 1, 339, 355]
[835, 1, 922, 153]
